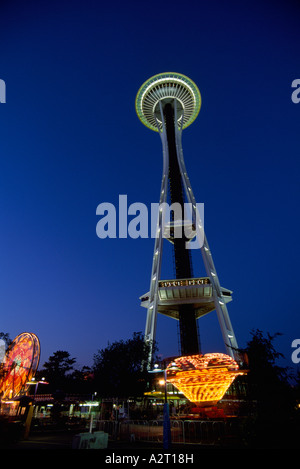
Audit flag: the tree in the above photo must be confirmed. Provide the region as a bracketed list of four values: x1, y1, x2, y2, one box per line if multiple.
[0, 332, 12, 349]
[244, 329, 291, 411]
[242, 329, 297, 447]
[70, 366, 94, 394]
[93, 332, 155, 398]
[41, 350, 76, 393]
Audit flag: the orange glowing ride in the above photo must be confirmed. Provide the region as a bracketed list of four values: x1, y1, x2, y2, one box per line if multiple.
[166, 353, 245, 405]
[0, 332, 40, 400]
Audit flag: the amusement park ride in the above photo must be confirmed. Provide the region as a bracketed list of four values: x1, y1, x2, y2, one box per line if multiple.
[0, 332, 40, 403]
[136, 73, 246, 406]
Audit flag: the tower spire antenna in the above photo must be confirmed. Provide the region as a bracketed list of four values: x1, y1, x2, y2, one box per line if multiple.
[136, 72, 238, 369]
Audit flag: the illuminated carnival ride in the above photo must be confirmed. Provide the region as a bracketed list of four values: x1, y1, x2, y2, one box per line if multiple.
[0, 332, 40, 401]
[166, 353, 245, 406]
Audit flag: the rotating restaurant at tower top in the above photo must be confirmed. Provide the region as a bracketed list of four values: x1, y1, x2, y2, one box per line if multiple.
[135, 72, 201, 132]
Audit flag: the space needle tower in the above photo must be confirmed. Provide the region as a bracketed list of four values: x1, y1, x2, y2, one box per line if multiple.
[135, 73, 239, 368]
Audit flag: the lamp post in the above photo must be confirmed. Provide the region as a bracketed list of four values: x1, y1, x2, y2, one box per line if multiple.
[89, 392, 97, 433]
[27, 376, 48, 399]
[24, 377, 48, 439]
[149, 362, 179, 449]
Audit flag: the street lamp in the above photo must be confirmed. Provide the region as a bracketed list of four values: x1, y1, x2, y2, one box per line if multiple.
[89, 391, 98, 433]
[26, 377, 48, 399]
[24, 377, 48, 439]
[149, 362, 179, 449]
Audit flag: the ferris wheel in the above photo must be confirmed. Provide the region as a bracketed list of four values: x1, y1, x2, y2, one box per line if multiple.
[0, 332, 40, 400]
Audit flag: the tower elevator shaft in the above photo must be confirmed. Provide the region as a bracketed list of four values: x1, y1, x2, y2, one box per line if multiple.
[163, 103, 200, 356]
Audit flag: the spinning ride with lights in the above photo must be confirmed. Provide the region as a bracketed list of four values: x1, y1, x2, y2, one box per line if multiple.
[136, 73, 243, 404]
[166, 353, 245, 406]
[0, 332, 40, 400]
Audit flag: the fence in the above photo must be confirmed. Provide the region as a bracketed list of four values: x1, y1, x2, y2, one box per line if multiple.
[96, 419, 241, 446]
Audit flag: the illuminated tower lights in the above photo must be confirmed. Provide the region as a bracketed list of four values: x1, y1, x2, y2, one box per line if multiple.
[136, 73, 239, 369]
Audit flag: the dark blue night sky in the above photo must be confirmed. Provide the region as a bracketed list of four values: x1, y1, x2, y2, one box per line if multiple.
[0, 0, 299, 370]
